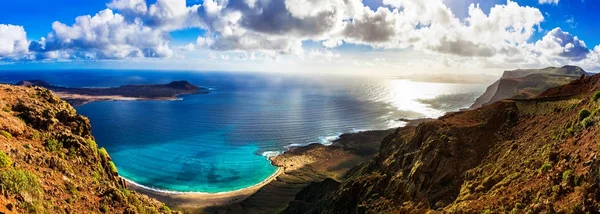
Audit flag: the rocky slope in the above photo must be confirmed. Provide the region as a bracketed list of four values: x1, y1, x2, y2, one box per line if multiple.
[470, 65, 587, 109]
[284, 72, 600, 213]
[0, 84, 174, 213]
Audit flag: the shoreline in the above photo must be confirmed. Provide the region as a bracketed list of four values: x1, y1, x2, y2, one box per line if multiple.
[125, 118, 432, 210]
[126, 166, 284, 208]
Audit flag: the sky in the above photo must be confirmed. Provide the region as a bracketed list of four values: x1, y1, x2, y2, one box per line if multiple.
[0, 0, 599, 75]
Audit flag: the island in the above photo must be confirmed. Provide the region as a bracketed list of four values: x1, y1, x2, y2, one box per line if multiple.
[15, 80, 209, 106]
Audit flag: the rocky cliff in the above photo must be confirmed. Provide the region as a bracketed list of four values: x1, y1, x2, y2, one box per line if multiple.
[285, 72, 600, 213]
[0, 84, 173, 213]
[470, 65, 587, 109]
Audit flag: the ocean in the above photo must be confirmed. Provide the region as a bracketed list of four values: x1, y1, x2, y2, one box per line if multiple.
[0, 70, 487, 193]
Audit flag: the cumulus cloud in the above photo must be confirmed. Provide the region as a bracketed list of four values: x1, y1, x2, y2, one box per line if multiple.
[1, 0, 597, 71]
[0, 24, 29, 57]
[535, 28, 589, 61]
[29, 9, 173, 59]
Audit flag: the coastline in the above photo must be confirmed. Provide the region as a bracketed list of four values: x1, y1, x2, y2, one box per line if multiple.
[125, 118, 432, 211]
[125, 166, 284, 208]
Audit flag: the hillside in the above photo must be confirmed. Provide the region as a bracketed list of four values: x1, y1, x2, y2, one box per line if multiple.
[283, 73, 600, 213]
[470, 65, 587, 109]
[0, 84, 174, 213]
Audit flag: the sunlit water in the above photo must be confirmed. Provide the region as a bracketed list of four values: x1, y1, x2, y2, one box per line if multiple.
[0, 70, 486, 193]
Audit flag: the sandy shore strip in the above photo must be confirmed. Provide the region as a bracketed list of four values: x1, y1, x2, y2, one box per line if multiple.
[125, 167, 284, 209]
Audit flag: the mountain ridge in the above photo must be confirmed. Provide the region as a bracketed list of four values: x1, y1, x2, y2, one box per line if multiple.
[470, 65, 587, 109]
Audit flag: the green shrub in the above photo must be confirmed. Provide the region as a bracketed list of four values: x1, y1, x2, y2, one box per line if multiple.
[594, 92, 600, 102]
[582, 117, 594, 129]
[108, 161, 118, 174]
[0, 169, 42, 198]
[98, 147, 109, 159]
[160, 204, 172, 213]
[539, 163, 552, 173]
[579, 109, 591, 121]
[562, 169, 573, 182]
[0, 130, 12, 139]
[23, 144, 30, 149]
[45, 138, 62, 152]
[0, 151, 12, 168]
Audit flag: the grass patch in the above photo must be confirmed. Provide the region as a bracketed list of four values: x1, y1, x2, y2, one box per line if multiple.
[0, 130, 12, 139]
[593, 91, 600, 102]
[45, 138, 62, 152]
[0, 151, 12, 168]
[0, 169, 42, 199]
[579, 109, 591, 121]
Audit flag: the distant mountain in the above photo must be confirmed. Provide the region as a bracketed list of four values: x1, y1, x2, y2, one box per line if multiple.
[470, 65, 587, 109]
[15, 80, 208, 106]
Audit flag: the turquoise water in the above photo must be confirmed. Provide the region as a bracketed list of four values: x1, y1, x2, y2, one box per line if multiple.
[0, 70, 486, 193]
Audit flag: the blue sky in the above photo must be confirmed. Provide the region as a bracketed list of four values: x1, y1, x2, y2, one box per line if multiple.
[0, 0, 599, 74]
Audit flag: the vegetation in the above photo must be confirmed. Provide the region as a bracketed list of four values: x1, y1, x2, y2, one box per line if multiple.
[98, 147, 109, 159]
[0, 151, 12, 168]
[0, 130, 12, 139]
[562, 170, 573, 182]
[593, 91, 600, 102]
[0, 169, 42, 198]
[539, 163, 552, 174]
[45, 138, 62, 152]
[579, 109, 591, 121]
[108, 161, 118, 174]
[582, 117, 594, 129]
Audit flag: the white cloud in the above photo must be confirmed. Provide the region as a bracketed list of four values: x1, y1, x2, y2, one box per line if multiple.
[535, 28, 589, 61]
[30, 9, 173, 59]
[538, 0, 559, 5]
[0, 24, 29, 57]
[2, 0, 598, 72]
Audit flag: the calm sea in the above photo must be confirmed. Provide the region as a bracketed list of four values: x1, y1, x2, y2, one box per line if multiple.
[0, 70, 486, 193]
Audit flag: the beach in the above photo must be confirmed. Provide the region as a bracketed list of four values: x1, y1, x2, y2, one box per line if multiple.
[125, 167, 284, 209]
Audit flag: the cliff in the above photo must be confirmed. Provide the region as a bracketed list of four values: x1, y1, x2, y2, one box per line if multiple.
[470, 65, 587, 109]
[0, 84, 174, 213]
[284, 73, 600, 213]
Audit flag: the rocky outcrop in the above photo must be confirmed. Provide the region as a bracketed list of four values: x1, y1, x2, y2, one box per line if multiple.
[470, 65, 587, 109]
[285, 72, 600, 213]
[0, 84, 174, 213]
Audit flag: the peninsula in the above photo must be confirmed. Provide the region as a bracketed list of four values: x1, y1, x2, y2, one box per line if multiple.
[15, 80, 209, 106]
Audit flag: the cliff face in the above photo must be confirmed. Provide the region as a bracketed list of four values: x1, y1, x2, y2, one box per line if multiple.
[286, 73, 600, 213]
[470, 65, 587, 109]
[0, 84, 172, 213]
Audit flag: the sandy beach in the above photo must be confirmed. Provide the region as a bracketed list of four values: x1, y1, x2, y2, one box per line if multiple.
[125, 167, 284, 209]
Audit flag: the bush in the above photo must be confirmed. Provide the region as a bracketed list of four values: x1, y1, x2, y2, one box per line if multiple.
[562, 169, 573, 182]
[45, 138, 62, 152]
[98, 147, 109, 159]
[108, 161, 118, 174]
[539, 163, 552, 173]
[0, 151, 12, 168]
[579, 109, 591, 121]
[582, 117, 594, 129]
[0, 169, 42, 198]
[594, 91, 600, 102]
[0, 130, 12, 139]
